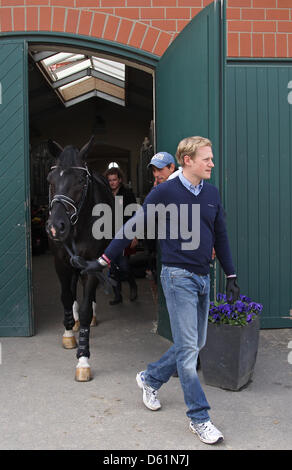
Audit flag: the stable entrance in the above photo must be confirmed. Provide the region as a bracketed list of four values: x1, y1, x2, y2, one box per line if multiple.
[0, 37, 156, 336]
[0, 3, 227, 337]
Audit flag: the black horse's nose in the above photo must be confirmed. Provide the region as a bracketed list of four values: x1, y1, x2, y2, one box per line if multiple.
[46, 220, 67, 239]
[59, 222, 66, 233]
[46, 202, 70, 241]
[46, 222, 57, 238]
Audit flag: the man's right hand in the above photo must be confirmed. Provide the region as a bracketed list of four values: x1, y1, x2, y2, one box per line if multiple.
[71, 254, 110, 275]
[80, 259, 106, 275]
[70, 255, 88, 270]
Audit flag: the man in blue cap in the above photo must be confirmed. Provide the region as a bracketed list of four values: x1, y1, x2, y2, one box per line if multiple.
[147, 151, 180, 186]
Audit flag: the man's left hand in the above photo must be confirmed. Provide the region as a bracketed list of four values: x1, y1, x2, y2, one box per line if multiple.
[226, 277, 240, 303]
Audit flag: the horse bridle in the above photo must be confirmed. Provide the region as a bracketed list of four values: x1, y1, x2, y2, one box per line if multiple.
[49, 165, 91, 226]
[48, 164, 118, 292]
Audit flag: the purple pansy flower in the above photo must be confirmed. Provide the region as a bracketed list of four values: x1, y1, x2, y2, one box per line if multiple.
[209, 293, 263, 326]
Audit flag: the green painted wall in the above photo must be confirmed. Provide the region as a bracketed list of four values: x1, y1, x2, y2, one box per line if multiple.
[226, 63, 292, 328]
[0, 40, 33, 336]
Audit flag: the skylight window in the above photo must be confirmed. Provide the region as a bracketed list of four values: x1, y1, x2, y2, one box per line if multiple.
[53, 59, 92, 80]
[91, 58, 125, 81]
[31, 50, 126, 107]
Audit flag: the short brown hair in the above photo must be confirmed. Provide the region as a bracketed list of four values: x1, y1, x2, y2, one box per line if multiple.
[105, 167, 124, 182]
[176, 136, 212, 167]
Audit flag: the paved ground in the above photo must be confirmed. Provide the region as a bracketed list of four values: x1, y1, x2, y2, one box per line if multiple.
[0, 253, 292, 450]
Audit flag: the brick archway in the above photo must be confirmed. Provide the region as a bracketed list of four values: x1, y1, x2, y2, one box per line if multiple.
[0, 6, 175, 57]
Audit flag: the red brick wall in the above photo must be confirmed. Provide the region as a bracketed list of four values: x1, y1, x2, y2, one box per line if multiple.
[0, 1, 214, 32]
[0, 5, 175, 55]
[227, 0, 292, 57]
[0, 0, 291, 58]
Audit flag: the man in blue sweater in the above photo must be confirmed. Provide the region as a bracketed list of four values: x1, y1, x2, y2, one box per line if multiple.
[74, 136, 239, 445]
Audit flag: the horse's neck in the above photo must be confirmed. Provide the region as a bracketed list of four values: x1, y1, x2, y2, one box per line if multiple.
[91, 174, 114, 206]
[73, 178, 112, 234]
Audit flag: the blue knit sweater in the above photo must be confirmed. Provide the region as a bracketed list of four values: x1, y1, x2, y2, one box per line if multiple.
[104, 177, 235, 276]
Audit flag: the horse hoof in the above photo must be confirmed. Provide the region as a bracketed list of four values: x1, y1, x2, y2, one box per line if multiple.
[75, 367, 91, 382]
[73, 320, 80, 332]
[62, 335, 77, 349]
[90, 316, 97, 327]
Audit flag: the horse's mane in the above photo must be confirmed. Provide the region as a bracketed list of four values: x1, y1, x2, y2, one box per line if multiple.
[92, 171, 114, 206]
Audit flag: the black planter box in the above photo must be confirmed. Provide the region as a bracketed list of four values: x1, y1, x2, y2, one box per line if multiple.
[200, 317, 260, 391]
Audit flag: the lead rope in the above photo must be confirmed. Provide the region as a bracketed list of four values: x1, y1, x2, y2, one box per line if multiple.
[64, 240, 117, 294]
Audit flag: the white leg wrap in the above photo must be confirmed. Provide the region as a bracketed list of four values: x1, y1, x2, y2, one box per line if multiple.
[73, 301, 79, 321]
[76, 356, 90, 369]
[63, 329, 74, 338]
[92, 301, 96, 318]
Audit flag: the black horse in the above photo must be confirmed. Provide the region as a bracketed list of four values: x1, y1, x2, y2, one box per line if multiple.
[46, 137, 114, 381]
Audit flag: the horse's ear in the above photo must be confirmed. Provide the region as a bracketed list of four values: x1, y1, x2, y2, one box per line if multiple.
[48, 139, 63, 159]
[79, 135, 95, 161]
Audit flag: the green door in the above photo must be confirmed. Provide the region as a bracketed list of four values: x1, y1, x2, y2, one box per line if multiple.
[226, 63, 292, 328]
[155, 2, 222, 340]
[0, 40, 33, 336]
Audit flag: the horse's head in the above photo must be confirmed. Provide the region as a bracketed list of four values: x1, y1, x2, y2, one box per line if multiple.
[46, 137, 94, 242]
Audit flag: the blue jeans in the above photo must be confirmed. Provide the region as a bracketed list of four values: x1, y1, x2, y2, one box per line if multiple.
[144, 265, 211, 423]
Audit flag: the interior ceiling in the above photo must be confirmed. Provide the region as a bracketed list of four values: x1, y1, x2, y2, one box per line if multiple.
[28, 51, 153, 138]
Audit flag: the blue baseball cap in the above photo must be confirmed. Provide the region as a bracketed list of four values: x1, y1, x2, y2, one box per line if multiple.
[147, 152, 175, 169]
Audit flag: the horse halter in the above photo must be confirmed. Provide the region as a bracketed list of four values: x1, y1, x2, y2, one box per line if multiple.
[49, 165, 91, 226]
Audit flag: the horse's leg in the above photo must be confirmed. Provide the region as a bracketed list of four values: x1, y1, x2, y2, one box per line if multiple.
[79, 274, 97, 327]
[71, 271, 80, 332]
[91, 290, 97, 326]
[75, 275, 99, 382]
[55, 260, 77, 349]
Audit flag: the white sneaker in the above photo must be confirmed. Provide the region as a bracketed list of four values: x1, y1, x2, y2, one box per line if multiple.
[189, 420, 224, 445]
[136, 371, 161, 411]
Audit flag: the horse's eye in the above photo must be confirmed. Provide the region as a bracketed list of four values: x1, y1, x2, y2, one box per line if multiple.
[78, 177, 85, 184]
